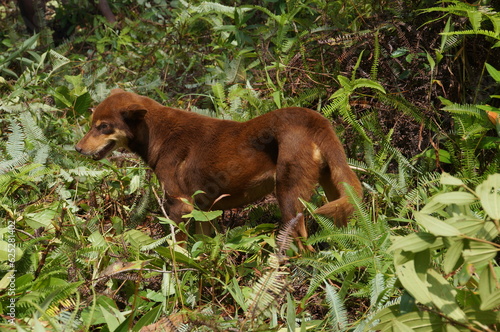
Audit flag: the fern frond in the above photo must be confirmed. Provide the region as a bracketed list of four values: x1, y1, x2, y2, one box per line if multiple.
[441, 29, 500, 39]
[276, 213, 300, 257]
[324, 282, 348, 331]
[19, 110, 46, 143]
[194, 1, 247, 18]
[140, 236, 170, 251]
[246, 254, 287, 321]
[5, 120, 25, 158]
[377, 92, 432, 129]
[370, 31, 380, 80]
[305, 250, 374, 298]
[370, 273, 385, 307]
[443, 103, 489, 119]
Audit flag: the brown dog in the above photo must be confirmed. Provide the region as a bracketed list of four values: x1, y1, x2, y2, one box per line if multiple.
[76, 89, 362, 250]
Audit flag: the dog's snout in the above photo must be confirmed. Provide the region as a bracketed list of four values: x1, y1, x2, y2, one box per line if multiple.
[75, 145, 82, 153]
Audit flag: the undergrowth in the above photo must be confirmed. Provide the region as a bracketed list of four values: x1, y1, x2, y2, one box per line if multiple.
[0, 0, 499, 330]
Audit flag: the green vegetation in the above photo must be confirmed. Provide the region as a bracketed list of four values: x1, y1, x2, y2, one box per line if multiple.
[0, 0, 499, 330]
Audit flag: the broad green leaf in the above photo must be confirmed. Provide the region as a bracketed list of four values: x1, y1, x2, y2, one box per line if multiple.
[480, 290, 500, 311]
[389, 233, 442, 253]
[451, 217, 485, 236]
[440, 172, 464, 186]
[0, 271, 14, 290]
[155, 247, 207, 273]
[88, 231, 107, 248]
[468, 10, 482, 31]
[115, 313, 136, 332]
[25, 208, 58, 229]
[226, 278, 249, 311]
[479, 267, 496, 302]
[74, 92, 93, 116]
[479, 221, 499, 241]
[463, 242, 499, 270]
[419, 198, 446, 214]
[486, 63, 500, 83]
[371, 308, 445, 331]
[352, 78, 386, 94]
[400, 291, 416, 314]
[394, 252, 432, 306]
[124, 229, 154, 249]
[426, 52, 435, 72]
[476, 174, 500, 220]
[443, 240, 464, 274]
[464, 307, 499, 325]
[337, 75, 352, 89]
[414, 212, 462, 237]
[427, 269, 467, 322]
[131, 304, 162, 332]
[391, 319, 414, 332]
[366, 305, 399, 330]
[65, 75, 88, 96]
[0, 240, 23, 262]
[183, 209, 222, 221]
[99, 305, 121, 332]
[432, 192, 477, 205]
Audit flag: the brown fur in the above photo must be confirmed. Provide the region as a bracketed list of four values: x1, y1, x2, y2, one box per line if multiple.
[76, 89, 362, 251]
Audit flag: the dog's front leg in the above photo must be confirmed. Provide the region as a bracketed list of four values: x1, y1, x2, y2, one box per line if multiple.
[163, 196, 194, 245]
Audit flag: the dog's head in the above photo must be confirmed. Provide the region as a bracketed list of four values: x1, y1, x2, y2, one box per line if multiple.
[75, 89, 147, 160]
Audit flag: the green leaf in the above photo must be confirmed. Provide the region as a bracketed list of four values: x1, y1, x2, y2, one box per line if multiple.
[25, 208, 58, 229]
[65, 75, 87, 96]
[324, 282, 348, 331]
[88, 231, 107, 248]
[337, 75, 352, 90]
[468, 10, 482, 31]
[479, 267, 496, 302]
[352, 78, 386, 94]
[394, 252, 433, 306]
[155, 247, 207, 273]
[0, 241, 23, 262]
[99, 304, 124, 331]
[480, 290, 500, 311]
[486, 63, 500, 82]
[463, 242, 499, 270]
[74, 92, 93, 116]
[226, 278, 249, 311]
[414, 212, 462, 237]
[475, 174, 500, 220]
[124, 230, 154, 249]
[427, 269, 467, 322]
[370, 305, 445, 331]
[389, 233, 442, 253]
[426, 52, 435, 72]
[183, 209, 222, 221]
[451, 216, 484, 235]
[391, 319, 414, 332]
[440, 172, 464, 186]
[131, 304, 162, 332]
[432, 192, 477, 205]
[443, 240, 464, 274]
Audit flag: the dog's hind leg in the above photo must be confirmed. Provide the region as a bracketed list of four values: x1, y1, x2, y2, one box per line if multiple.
[275, 139, 320, 251]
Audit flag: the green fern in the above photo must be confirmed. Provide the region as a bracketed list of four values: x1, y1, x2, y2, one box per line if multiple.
[245, 254, 287, 326]
[324, 282, 348, 331]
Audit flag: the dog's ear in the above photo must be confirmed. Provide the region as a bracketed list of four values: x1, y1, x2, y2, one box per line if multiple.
[110, 88, 125, 95]
[120, 105, 147, 122]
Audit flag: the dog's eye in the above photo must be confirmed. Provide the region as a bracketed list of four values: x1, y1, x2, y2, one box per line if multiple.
[97, 123, 109, 131]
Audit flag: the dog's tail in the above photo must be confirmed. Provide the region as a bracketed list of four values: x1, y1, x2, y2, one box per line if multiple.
[313, 130, 362, 226]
